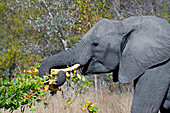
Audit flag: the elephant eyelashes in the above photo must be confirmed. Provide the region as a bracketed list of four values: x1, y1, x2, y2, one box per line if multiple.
[93, 43, 98, 47]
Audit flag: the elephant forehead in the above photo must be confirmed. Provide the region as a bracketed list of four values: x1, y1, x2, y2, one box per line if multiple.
[91, 18, 122, 35]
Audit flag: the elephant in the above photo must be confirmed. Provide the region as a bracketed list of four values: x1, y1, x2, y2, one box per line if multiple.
[39, 16, 170, 113]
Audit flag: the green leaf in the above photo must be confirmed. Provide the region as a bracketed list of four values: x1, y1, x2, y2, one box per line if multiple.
[88, 81, 93, 85]
[5, 98, 11, 105]
[15, 78, 19, 84]
[15, 89, 21, 94]
[92, 107, 99, 112]
[66, 99, 71, 103]
[25, 85, 30, 90]
[44, 102, 48, 108]
[66, 99, 72, 104]
[84, 82, 87, 88]
[0, 77, 3, 85]
[116, 82, 119, 85]
[21, 105, 25, 113]
[82, 76, 86, 82]
[10, 80, 14, 85]
[35, 63, 40, 68]
[22, 93, 27, 96]
[88, 106, 93, 111]
[39, 91, 44, 96]
[36, 99, 42, 103]
[7, 91, 12, 97]
[11, 105, 15, 111]
[4, 78, 8, 85]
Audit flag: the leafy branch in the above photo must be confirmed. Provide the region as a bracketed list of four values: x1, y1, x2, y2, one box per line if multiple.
[0, 65, 97, 113]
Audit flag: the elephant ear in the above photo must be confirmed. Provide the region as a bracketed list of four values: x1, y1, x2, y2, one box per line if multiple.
[119, 18, 170, 83]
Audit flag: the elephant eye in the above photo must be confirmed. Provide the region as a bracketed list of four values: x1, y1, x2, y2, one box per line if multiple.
[93, 42, 98, 47]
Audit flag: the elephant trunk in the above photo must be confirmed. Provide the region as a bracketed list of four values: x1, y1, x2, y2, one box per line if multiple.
[39, 39, 90, 77]
[39, 52, 72, 77]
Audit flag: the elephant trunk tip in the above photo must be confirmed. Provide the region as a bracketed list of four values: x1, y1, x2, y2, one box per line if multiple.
[39, 60, 50, 77]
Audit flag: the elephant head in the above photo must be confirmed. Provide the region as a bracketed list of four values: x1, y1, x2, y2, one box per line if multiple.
[39, 16, 170, 84]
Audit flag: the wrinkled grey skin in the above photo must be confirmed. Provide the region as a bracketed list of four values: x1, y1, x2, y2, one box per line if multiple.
[39, 16, 170, 113]
[160, 84, 170, 112]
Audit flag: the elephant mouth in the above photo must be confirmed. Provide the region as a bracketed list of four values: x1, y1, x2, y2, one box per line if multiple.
[81, 58, 93, 75]
[50, 58, 96, 76]
[81, 57, 115, 75]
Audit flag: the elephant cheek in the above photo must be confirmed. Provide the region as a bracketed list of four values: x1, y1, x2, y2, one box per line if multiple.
[76, 50, 92, 66]
[91, 62, 112, 74]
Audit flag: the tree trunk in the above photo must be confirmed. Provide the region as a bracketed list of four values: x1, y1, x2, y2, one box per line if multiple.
[95, 75, 98, 98]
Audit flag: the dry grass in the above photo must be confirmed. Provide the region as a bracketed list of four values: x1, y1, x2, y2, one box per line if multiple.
[0, 89, 133, 113]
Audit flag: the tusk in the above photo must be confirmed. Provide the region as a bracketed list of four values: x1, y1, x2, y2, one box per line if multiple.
[51, 64, 81, 74]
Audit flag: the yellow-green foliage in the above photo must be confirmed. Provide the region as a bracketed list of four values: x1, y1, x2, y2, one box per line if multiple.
[0, 67, 96, 113]
[0, 0, 44, 75]
[72, 0, 112, 37]
[0, 0, 112, 76]
[0, 73, 45, 113]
